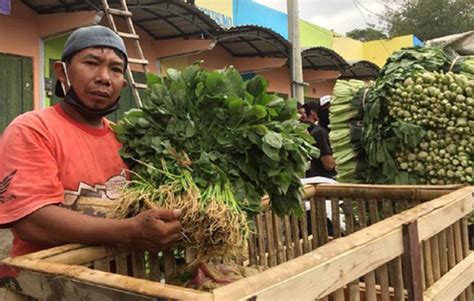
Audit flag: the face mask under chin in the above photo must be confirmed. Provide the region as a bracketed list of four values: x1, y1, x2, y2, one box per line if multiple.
[63, 87, 120, 119]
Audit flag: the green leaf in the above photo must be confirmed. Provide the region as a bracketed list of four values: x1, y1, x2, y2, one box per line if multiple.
[262, 143, 280, 161]
[246, 75, 268, 98]
[263, 131, 283, 149]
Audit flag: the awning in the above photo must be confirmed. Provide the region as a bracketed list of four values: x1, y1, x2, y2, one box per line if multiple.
[216, 25, 291, 58]
[21, 0, 222, 40]
[22, 1, 289, 59]
[341, 60, 380, 79]
[301, 47, 350, 72]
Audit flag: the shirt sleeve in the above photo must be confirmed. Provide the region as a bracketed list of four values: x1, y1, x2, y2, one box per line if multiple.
[312, 127, 333, 157]
[0, 122, 64, 225]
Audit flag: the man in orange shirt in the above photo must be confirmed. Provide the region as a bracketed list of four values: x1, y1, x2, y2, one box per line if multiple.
[0, 26, 182, 276]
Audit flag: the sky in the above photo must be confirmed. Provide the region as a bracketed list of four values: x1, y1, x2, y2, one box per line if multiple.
[253, 0, 386, 35]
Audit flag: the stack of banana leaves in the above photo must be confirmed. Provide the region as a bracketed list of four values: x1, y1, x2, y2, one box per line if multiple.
[329, 80, 369, 183]
[362, 47, 473, 184]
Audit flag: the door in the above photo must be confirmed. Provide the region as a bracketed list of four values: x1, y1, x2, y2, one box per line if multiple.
[0, 53, 34, 133]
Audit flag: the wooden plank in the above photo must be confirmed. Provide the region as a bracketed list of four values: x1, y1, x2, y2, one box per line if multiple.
[4, 259, 213, 300]
[10, 269, 159, 301]
[357, 199, 367, 229]
[256, 214, 267, 267]
[417, 190, 473, 241]
[211, 187, 472, 300]
[21, 244, 85, 260]
[402, 220, 423, 301]
[265, 211, 276, 267]
[423, 252, 474, 301]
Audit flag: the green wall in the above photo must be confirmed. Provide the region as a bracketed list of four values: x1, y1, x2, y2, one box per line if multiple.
[300, 19, 333, 48]
[44, 35, 68, 107]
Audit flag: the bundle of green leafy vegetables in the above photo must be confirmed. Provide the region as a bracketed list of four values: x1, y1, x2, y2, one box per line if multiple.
[111, 62, 318, 259]
[329, 80, 369, 183]
[362, 47, 473, 184]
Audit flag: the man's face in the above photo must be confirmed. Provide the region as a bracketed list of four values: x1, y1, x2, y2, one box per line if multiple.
[61, 47, 126, 109]
[298, 107, 307, 123]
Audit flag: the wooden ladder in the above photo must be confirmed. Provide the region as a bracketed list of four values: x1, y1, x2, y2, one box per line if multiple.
[101, 0, 148, 108]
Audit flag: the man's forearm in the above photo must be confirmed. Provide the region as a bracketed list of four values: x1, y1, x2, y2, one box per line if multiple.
[13, 205, 132, 247]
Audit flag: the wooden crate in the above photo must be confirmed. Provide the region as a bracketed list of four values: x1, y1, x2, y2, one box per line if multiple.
[2, 184, 473, 301]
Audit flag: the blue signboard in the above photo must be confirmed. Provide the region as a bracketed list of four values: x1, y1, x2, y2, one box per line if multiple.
[0, 0, 10, 15]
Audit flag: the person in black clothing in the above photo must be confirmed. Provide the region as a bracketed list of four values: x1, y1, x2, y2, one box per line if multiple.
[303, 100, 336, 179]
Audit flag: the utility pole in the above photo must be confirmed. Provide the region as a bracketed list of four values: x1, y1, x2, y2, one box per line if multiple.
[287, 0, 305, 104]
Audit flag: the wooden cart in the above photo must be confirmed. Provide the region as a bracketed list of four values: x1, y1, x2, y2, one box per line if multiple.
[2, 184, 473, 300]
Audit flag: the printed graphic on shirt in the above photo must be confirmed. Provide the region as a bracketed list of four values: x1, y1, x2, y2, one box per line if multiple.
[0, 169, 17, 204]
[63, 170, 127, 217]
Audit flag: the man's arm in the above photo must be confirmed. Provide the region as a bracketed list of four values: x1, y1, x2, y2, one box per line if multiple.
[13, 205, 182, 252]
[313, 127, 336, 172]
[320, 154, 336, 171]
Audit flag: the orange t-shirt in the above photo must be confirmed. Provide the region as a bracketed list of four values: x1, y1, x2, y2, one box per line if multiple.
[0, 104, 127, 259]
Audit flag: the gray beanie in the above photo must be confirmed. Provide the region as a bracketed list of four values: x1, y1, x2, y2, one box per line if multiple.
[55, 25, 128, 97]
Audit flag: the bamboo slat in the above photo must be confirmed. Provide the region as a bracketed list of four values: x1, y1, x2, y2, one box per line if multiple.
[460, 218, 472, 301]
[363, 272, 377, 301]
[316, 197, 329, 245]
[290, 214, 302, 258]
[298, 204, 310, 254]
[283, 216, 294, 260]
[423, 240, 435, 287]
[390, 257, 404, 301]
[115, 254, 128, 276]
[265, 211, 276, 267]
[148, 252, 160, 281]
[376, 264, 390, 301]
[163, 250, 176, 280]
[131, 250, 145, 279]
[447, 225, 456, 269]
[272, 214, 285, 264]
[430, 235, 441, 281]
[348, 281, 360, 301]
[438, 229, 448, 276]
[310, 197, 320, 249]
[453, 221, 464, 264]
[333, 288, 345, 301]
[331, 197, 342, 238]
[256, 214, 267, 268]
[248, 232, 258, 266]
[93, 257, 110, 273]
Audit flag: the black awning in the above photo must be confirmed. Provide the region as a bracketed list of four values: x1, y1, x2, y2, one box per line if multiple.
[21, 0, 222, 40]
[301, 47, 350, 72]
[341, 60, 380, 79]
[216, 25, 291, 58]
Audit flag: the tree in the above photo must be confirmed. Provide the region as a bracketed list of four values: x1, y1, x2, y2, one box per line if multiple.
[381, 0, 474, 40]
[346, 27, 388, 41]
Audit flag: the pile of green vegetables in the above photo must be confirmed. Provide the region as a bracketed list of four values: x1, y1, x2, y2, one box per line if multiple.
[329, 80, 368, 183]
[350, 47, 473, 184]
[111, 62, 318, 259]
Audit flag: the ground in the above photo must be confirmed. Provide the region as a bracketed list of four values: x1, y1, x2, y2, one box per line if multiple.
[0, 229, 12, 299]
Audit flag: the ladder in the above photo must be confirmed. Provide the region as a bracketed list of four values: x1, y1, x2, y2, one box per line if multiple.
[101, 0, 148, 108]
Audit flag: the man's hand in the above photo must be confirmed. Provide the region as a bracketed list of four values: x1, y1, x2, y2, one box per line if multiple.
[127, 209, 182, 252]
